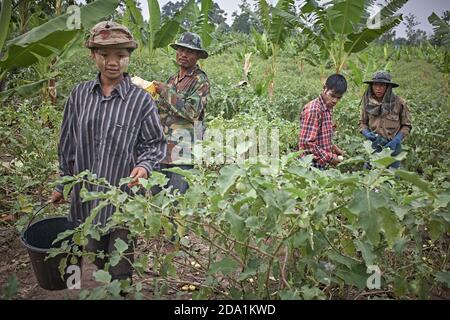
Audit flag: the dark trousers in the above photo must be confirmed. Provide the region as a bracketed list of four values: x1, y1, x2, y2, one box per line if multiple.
[86, 228, 135, 281]
[152, 163, 193, 195]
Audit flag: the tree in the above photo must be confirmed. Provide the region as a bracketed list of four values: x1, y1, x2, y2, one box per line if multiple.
[231, 0, 259, 34]
[404, 13, 427, 45]
[161, 1, 186, 21]
[161, 0, 228, 29]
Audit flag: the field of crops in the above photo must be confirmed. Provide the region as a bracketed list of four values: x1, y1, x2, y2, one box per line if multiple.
[0, 0, 449, 301]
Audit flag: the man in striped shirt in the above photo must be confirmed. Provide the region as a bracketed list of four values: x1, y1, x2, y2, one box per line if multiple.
[298, 74, 347, 169]
[49, 21, 166, 282]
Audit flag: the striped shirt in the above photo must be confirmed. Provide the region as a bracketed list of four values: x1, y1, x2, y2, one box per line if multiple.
[56, 73, 166, 226]
[298, 95, 336, 168]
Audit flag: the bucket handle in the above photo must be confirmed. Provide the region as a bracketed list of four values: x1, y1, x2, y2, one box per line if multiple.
[26, 201, 51, 229]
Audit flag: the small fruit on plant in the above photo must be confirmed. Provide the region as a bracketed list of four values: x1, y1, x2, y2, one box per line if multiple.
[337, 156, 344, 161]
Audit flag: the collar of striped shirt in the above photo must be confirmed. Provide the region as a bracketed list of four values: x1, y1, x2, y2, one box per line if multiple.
[89, 72, 131, 100]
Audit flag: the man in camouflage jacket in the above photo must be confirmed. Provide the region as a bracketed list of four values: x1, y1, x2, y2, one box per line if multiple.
[133, 32, 210, 193]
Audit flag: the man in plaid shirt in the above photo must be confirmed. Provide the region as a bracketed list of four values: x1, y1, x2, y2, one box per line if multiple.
[298, 74, 347, 169]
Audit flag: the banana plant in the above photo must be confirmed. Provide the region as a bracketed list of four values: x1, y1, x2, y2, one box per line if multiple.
[428, 12, 450, 117]
[0, 0, 120, 98]
[278, 0, 407, 74]
[249, 0, 296, 99]
[191, 0, 216, 49]
[123, 0, 197, 59]
[0, 0, 12, 54]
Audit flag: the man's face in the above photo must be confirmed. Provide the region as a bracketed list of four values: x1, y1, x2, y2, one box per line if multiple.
[176, 46, 200, 70]
[91, 48, 130, 80]
[372, 82, 388, 99]
[322, 88, 343, 108]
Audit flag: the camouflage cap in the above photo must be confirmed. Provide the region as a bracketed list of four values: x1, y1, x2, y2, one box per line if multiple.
[85, 21, 138, 50]
[170, 32, 208, 59]
[364, 70, 399, 88]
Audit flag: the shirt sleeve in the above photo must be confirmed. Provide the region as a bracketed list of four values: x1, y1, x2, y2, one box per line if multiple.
[158, 77, 210, 122]
[298, 108, 335, 167]
[56, 89, 77, 193]
[135, 99, 167, 175]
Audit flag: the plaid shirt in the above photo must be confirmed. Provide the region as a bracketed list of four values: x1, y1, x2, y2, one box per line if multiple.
[298, 95, 337, 168]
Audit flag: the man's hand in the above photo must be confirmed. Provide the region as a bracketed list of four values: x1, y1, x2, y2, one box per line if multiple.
[128, 167, 148, 188]
[385, 132, 404, 150]
[362, 128, 378, 142]
[153, 81, 167, 95]
[49, 190, 64, 204]
[330, 156, 343, 166]
[333, 145, 344, 156]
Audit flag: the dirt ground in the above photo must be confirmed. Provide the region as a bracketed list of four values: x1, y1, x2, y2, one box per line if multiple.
[1, 222, 449, 300]
[0, 224, 211, 300]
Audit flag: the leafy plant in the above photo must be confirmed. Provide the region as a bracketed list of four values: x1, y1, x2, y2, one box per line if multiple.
[428, 12, 450, 116]
[280, 0, 407, 73]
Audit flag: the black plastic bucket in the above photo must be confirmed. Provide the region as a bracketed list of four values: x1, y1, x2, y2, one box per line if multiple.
[20, 216, 82, 290]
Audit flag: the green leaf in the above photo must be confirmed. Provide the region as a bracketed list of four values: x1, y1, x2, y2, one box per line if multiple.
[0, 0, 12, 52]
[395, 170, 437, 198]
[2, 274, 18, 300]
[94, 270, 112, 284]
[380, 207, 402, 248]
[345, 15, 403, 53]
[148, 0, 161, 35]
[429, 217, 446, 242]
[270, 0, 296, 46]
[225, 209, 245, 240]
[109, 253, 120, 267]
[193, 0, 215, 48]
[257, 0, 271, 32]
[336, 264, 368, 290]
[300, 285, 326, 300]
[208, 257, 239, 275]
[347, 189, 384, 245]
[355, 240, 376, 266]
[153, 0, 196, 50]
[1, 0, 120, 72]
[327, 0, 366, 35]
[379, 0, 408, 20]
[428, 13, 450, 47]
[124, 0, 144, 28]
[435, 271, 450, 288]
[217, 164, 244, 196]
[279, 289, 301, 300]
[114, 238, 129, 254]
[0, 78, 51, 100]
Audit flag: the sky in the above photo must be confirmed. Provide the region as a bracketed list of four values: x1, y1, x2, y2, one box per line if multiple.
[140, 0, 450, 38]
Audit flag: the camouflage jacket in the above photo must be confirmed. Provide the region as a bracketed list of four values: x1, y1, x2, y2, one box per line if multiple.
[157, 65, 210, 164]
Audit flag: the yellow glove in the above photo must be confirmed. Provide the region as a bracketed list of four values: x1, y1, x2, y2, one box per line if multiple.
[131, 76, 159, 100]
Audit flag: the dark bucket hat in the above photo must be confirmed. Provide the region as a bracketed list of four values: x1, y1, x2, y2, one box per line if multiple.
[364, 71, 399, 88]
[170, 32, 209, 59]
